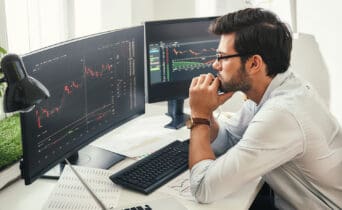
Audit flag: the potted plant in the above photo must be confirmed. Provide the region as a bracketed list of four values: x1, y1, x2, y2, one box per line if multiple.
[0, 46, 22, 190]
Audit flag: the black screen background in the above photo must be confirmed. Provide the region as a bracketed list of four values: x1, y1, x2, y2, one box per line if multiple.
[145, 17, 219, 102]
[20, 26, 145, 184]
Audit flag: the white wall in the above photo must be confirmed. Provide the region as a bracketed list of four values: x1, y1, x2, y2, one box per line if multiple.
[4, 0, 30, 54]
[0, 0, 8, 50]
[153, 0, 196, 20]
[4, 0, 69, 54]
[195, 0, 247, 17]
[72, 0, 197, 38]
[73, 0, 102, 37]
[131, 0, 155, 25]
[100, 0, 155, 28]
[101, 0, 132, 31]
[100, 0, 198, 27]
[28, 0, 68, 50]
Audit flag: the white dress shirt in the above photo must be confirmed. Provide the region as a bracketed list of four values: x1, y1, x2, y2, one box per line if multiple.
[190, 70, 342, 209]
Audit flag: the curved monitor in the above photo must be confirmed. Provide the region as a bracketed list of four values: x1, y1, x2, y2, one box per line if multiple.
[20, 26, 145, 184]
[144, 17, 219, 128]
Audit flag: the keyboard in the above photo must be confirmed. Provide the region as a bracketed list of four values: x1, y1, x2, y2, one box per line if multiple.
[109, 140, 189, 194]
[113, 197, 187, 210]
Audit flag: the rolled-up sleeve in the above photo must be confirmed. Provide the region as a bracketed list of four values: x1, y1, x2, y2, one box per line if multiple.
[190, 159, 214, 203]
[190, 107, 304, 203]
[190, 120, 241, 203]
[211, 120, 240, 156]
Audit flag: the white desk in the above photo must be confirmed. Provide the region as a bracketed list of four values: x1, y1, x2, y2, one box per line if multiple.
[0, 102, 262, 210]
[0, 165, 261, 210]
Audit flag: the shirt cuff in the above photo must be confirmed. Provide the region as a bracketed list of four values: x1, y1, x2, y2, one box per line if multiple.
[190, 159, 213, 199]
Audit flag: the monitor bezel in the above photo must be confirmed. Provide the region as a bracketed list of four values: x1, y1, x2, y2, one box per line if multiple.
[144, 16, 219, 103]
[20, 25, 145, 184]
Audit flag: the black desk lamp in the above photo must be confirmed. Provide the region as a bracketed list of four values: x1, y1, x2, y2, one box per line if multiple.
[0, 54, 50, 113]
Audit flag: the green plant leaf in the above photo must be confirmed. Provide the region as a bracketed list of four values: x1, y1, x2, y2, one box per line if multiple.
[0, 46, 7, 55]
[0, 114, 22, 170]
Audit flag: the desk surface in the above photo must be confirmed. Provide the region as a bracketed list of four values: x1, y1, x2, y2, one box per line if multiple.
[0, 102, 262, 210]
[0, 166, 261, 210]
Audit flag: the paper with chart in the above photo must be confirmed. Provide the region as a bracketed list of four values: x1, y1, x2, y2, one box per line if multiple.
[93, 115, 189, 158]
[43, 165, 121, 210]
[159, 170, 195, 201]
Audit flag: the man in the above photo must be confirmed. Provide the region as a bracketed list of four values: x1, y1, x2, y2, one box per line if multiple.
[188, 8, 342, 209]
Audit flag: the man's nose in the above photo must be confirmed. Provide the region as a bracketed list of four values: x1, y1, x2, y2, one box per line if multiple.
[212, 59, 220, 71]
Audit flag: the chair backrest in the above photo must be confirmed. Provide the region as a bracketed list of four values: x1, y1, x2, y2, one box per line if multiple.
[290, 33, 330, 107]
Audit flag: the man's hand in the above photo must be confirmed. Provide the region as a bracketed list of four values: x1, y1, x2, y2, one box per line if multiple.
[189, 73, 234, 119]
[188, 73, 233, 169]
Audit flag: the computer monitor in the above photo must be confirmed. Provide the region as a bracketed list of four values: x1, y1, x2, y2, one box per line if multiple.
[20, 26, 145, 185]
[144, 17, 219, 129]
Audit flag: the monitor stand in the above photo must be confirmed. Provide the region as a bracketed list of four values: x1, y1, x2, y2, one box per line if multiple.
[164, 99, 189, 129]
[42, 145, 125, 179]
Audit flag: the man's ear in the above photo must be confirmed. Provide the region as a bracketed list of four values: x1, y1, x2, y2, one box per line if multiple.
[246, 55, 263, 75]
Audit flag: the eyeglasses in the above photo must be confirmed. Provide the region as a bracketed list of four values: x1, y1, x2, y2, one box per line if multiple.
[216, 53, 249, 61]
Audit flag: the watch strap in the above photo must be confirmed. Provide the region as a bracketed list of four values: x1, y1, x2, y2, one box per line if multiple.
[192, 117, 210, 126]
[187, 117, 210, 129]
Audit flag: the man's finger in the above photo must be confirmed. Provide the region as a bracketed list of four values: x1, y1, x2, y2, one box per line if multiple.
[190, 77, 199, 88]
[204, 73, 215, 86]
[211, 77, 220, 89]
[197, 74, 207, 85]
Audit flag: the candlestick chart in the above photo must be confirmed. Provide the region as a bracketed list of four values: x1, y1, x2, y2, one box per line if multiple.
[21, 37, 143, 166]
[148, 39, 218, 84]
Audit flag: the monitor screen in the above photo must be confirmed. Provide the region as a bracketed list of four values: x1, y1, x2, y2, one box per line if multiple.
[144, 17, 219, 128]
[20, 26, 145, 184]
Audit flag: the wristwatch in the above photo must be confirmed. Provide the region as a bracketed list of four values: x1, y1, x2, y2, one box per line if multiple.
[186, 117, 210, 129]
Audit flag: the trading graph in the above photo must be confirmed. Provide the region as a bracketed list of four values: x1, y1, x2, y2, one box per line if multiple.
[170, 41, 217, 71]
[149, 39, 218, 83]
[35, 80, 82, 129]
[22, 38, 141, 166]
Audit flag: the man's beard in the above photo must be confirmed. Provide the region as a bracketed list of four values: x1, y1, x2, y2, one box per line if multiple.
[219, 65, 251, 93]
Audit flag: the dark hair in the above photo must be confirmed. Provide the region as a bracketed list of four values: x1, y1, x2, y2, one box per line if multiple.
[210, 8, 292, 77]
